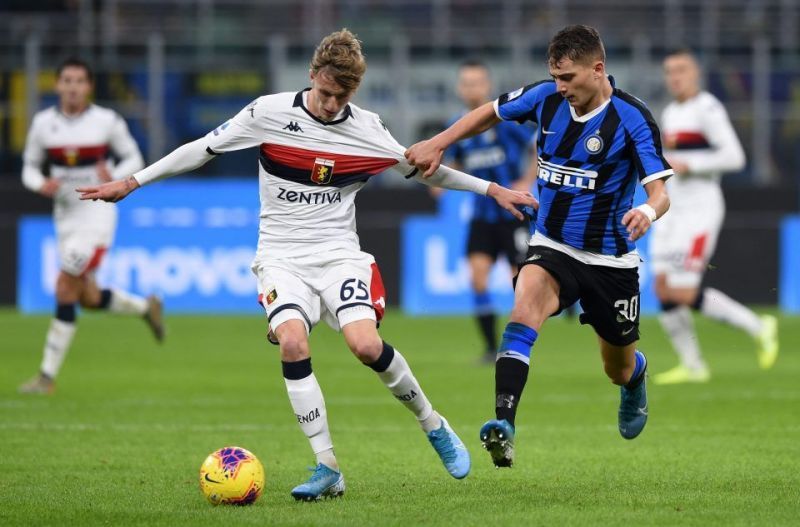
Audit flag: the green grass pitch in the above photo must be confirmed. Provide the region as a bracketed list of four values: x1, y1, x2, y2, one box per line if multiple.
[1, 309, 798, 526]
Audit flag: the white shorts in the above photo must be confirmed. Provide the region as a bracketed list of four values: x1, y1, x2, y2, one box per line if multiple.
[57, 229, 114, 277]
[253, 251, 387, 336]
[650, 205, 724, 288]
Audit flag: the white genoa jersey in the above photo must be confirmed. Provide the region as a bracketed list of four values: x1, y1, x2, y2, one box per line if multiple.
[660, 91, 745, 211]
[203, 90, 418, 262]
[22, 104, 142, 236]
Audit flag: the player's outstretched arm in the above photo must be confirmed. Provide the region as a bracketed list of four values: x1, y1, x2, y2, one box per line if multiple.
[411, 163, 536, 221]
[621, 178, 670, 242]
[77, 137, 215, 202]
[405, 102, 500, 177]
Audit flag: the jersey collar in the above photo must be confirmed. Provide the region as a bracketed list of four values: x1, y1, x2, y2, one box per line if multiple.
[294, 88, 353, 126]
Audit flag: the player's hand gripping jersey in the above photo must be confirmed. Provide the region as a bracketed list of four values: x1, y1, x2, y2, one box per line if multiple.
[199, 90, 490, 263]
[22, 105, 143, 236]
[495, 79, 672, 260]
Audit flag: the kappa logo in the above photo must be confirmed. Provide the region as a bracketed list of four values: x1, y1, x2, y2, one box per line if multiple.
[311, 157, 335, 184]
[283, 121, 303, 133]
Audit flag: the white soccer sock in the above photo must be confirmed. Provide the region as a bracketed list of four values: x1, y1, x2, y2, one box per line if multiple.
[109, 289, 148, 316]
[700, 287, 762, 337]
[40, 319, 77, 379]
[659, 306, 706, 371]
[284, 373, 338, 470]
[377, 350, 442, 433]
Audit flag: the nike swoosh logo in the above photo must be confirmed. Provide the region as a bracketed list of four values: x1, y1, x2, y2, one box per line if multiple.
[638, 405, 648, 416]
[204, 474, 223, 484]
[622, 327, 635, 336]
[541, 129, 556, 135]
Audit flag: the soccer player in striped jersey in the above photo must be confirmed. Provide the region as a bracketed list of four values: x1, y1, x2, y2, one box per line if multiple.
[78, 30, 536, 499]
[18, 58, 164, 395]
[443, 60, 536, 363]
[651, 49, 779, 385]
[406, 25, 672, 467]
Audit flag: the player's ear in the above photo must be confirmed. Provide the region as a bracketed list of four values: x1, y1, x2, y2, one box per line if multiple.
[593, 61, 605, 79]
[309, 69, 316, 83]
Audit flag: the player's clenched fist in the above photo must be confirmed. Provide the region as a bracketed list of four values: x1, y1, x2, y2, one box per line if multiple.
[404, 140, 444, 178]
[77, 176, 140, 203]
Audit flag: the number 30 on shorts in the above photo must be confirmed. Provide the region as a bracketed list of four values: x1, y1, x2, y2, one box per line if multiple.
[614, 295, 639, 322]
[340, 278, 369, 301]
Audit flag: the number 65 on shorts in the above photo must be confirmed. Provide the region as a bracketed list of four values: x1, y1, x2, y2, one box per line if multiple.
[255, 254, 386, 334]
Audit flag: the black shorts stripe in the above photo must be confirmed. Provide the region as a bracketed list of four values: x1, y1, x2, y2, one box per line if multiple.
[268, 303, 312, 329]
[335, 302, 374, 316]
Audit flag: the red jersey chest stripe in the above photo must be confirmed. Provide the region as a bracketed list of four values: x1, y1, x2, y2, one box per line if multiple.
[666, 131, 709, 146]
[47, 144, 110, 162]
[261, 143, 398, 175]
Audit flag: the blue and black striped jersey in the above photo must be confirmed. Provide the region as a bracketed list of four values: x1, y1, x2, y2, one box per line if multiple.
[495, 78, 672, 256]
[444, 117, 535, 223]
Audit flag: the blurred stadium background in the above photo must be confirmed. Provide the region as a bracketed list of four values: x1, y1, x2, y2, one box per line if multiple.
[1, 0, 799, 315]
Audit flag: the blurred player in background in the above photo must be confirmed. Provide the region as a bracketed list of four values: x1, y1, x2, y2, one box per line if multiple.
[651, 49, 779, 385]
[18, 58, 164, 395]
[407, 25, 671, 467]
[78, 30, 535, 499]
[442, 60, 536, 363]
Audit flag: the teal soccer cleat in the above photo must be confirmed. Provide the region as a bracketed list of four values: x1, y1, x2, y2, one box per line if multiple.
[618, 376, 648, 440]
[479, 419, 515, 468]
[290, 464, 345, 501]
[427, 417, 471, 479]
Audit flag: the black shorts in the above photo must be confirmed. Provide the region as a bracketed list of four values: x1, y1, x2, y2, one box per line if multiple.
[467, 219, 528, 265]
[520, 246, 641, 346]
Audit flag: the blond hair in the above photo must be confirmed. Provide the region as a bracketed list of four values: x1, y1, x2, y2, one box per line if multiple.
[310, 29, 366, 91]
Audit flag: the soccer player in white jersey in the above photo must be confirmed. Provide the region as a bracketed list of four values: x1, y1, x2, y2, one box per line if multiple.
[651, 49, 779, 385]
[78, 30, 536, 500]
[18, 58, 164, 395]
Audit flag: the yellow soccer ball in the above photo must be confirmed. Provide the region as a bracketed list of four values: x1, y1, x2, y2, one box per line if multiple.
[199, 446, 265, 505]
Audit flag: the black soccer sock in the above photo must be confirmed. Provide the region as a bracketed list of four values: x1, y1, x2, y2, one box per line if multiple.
[493, 322, 538, 426]
[476, 313, 497, 352]
[97, 289, 113, 310]
[495, 358, 529, 426]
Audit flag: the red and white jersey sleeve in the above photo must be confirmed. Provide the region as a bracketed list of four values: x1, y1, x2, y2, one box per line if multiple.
[22, 105, 144, 236]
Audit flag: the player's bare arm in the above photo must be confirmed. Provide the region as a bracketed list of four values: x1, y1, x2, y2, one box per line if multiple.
[78, 137, 215, 202]
[405, 102, 501, 177]
[621, 178, 670, 241]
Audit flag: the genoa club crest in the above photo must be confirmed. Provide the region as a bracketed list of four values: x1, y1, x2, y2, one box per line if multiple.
[311, 157, 335, 184]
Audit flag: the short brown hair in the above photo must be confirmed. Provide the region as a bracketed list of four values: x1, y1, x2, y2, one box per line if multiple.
[310, 29, 366, 91]
[57, 57, 93, 82]
[547, 25, 606, 66]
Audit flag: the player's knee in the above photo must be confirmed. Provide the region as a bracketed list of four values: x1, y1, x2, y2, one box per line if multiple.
[348, 337, 383, 364]
[276, 324, 309, 361]
[55, 273, 81, 303]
